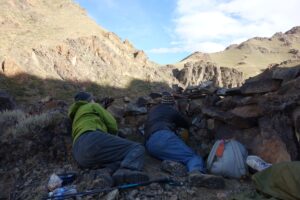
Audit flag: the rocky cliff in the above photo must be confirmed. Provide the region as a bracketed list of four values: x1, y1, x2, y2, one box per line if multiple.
[0, 0, 176, 90]
[173, 61, 243, 88]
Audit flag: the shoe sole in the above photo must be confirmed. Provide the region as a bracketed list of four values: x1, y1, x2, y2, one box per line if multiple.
[124, 173, 149, 184]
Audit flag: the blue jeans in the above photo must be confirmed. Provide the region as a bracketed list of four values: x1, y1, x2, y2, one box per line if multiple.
[146, 130, 206, 173]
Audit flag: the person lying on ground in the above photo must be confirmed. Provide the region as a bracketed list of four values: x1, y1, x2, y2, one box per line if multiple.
[68, 91, 149, 185]
[246, 157, 300, 200]
[144, 91, 225, 189]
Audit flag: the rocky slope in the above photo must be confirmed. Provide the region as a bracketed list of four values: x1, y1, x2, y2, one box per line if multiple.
[0, 1, 300, 199]
[180, 26, 300, 78]
[1, 65, 299, 199]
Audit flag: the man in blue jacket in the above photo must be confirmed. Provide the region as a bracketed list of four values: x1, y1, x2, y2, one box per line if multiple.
[145, 92, 224, 189]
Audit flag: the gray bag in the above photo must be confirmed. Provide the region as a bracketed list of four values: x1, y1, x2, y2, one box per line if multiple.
[206, 139, 248, 178]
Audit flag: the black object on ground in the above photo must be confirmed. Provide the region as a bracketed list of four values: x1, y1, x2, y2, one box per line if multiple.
[44, 177, 184, 200]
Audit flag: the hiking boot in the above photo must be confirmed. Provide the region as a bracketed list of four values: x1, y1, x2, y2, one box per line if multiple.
[188, 170, 225, 189]
[161, 160, 187, 177]
[80, 169, 113, 189]
[112, 168, 149, 185]
[246, 155, 272, 172]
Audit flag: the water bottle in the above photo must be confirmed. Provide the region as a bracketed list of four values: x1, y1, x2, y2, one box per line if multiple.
[49, 185, 77, 200]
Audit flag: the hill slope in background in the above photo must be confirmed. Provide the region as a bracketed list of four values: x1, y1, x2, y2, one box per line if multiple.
[179, 27, 300, 78]
[0, 0, 175, 92]
[0, 0, 299, 103]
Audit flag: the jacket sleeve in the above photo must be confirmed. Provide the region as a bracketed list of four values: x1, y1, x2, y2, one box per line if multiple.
[94, 104, 118, 134]
[172, 110, 190, 129]
[68, 103, 76, 121]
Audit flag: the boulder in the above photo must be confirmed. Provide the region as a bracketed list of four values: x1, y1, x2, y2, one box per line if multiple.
[240, 79, 282, 94]
[277, 76, 300, 95]
[229, 105, 264, 118]
[0, 91, 16, 111]
[272, 66, 300, 82]
[215, 125, 261, 152]
[252, 136, 291, 164]
[202, 107, 257, 129]
[258, 94, 298, 113]
[258, 114, 299, 161]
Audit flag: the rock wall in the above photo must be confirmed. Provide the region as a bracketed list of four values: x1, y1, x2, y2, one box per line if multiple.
[183, 65, 300, 163]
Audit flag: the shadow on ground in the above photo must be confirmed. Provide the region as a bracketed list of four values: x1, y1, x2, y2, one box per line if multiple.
[0, 72, 171, 109]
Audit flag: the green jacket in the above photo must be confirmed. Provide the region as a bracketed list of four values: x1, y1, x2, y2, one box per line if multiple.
[68, 101, 118, 142]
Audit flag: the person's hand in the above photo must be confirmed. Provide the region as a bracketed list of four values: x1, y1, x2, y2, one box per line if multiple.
[99, 97, 114, 108]
[177, 128, 189, 142]
[117, 130, 127, 138]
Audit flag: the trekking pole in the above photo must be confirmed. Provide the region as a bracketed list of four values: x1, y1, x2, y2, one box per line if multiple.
[43, 177, 181, 200]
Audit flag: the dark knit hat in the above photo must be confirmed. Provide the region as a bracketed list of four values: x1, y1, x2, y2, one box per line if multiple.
[161, 92, 175, 105]
[74, 91, 93, 102]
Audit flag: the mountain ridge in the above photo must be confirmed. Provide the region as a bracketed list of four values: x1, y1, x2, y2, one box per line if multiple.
[179, 26, 300, 78]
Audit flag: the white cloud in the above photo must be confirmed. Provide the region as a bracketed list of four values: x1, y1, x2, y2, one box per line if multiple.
[152, 0, 300, 54]
[148, 47, 183, 54]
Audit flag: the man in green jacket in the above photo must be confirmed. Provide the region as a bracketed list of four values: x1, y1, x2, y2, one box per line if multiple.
[69, 91, 149, 185]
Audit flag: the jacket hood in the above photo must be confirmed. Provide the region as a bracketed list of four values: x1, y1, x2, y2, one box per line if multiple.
[68, 101, 89, 120]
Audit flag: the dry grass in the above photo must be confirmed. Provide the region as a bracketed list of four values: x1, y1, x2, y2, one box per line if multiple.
[0, 109, 26, 137]
[13, 111, 67, 137]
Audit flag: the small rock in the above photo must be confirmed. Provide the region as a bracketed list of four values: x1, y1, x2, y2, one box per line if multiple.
[127, 189, 139, 200]
[105, 189, 119, 200]
[149, 183, 161, 190]
[161, 160, 187, 177]
[186, 188, 196, 196]
[125, 103, 147, 116]
[217, 191, 228, 199]
[170, 194, 178, 200]
[123, 96, 131, 103]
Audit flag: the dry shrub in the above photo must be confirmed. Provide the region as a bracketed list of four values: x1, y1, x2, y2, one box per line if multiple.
[0, 110, 71, 168]
[0, 109, 26, 129]
[0, 110, 26, 141]
[13, 110, 68, 137]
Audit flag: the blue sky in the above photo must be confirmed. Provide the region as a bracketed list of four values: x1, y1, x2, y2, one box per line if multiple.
[75, 0, 300, 65]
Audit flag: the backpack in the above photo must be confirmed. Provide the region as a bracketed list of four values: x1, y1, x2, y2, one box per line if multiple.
[206, 139, 248, 178]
